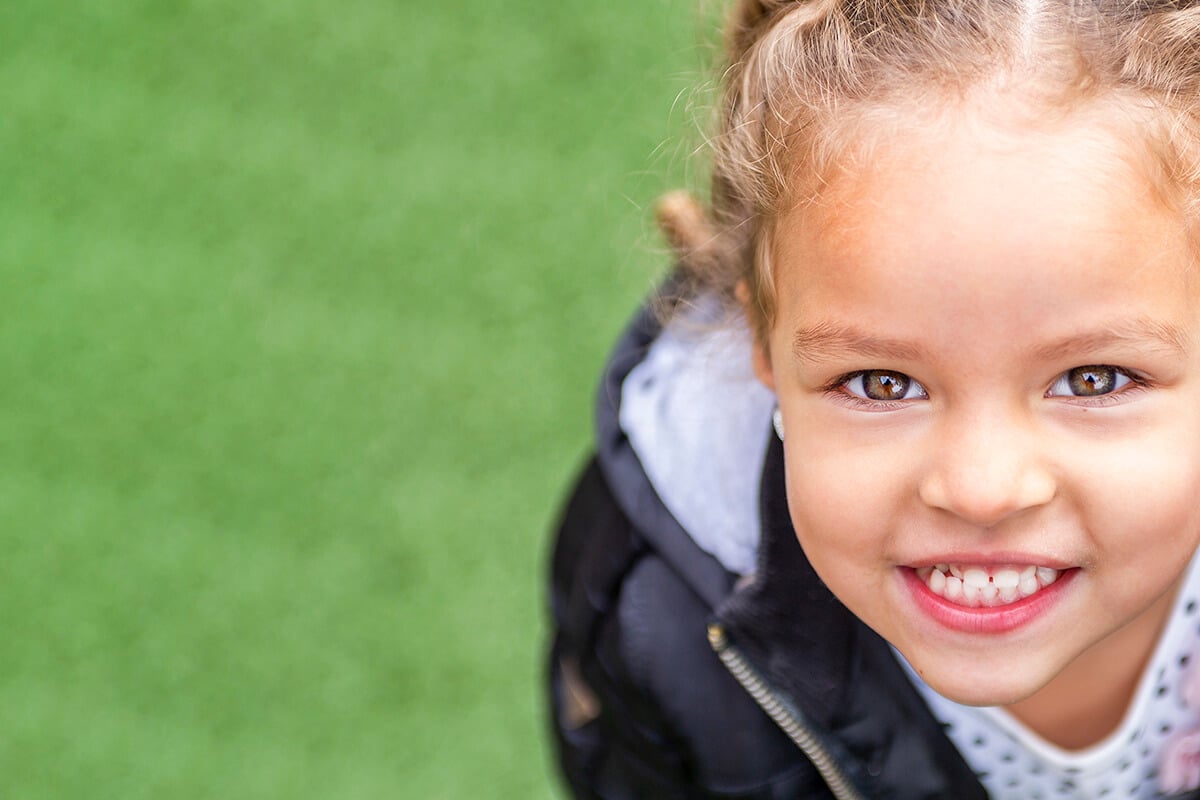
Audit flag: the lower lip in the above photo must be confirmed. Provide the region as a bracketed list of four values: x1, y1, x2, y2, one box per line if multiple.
[901, 567, 1077, 634]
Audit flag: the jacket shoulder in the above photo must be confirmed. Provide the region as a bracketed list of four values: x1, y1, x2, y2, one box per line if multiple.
[548, 458, 829, 798]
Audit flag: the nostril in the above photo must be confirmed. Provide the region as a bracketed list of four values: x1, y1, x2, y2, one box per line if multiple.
[919, 463, 1056, 526]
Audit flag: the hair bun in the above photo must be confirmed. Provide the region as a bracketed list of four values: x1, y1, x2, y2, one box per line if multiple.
[655, 190, 714, 266]
[727, 0, 793, 62]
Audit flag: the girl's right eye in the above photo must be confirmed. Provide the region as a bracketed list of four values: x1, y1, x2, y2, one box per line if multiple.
[842, 370, 928, 402]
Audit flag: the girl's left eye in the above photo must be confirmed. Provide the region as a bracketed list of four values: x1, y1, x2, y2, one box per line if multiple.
[843, 370, 928, 402]
[1046, 365, 1133, 398]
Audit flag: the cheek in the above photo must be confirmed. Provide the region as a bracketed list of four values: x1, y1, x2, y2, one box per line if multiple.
[782, 414, 914, 524]
[780, 425, 907, 582]
[1074, 428, 1200, 560]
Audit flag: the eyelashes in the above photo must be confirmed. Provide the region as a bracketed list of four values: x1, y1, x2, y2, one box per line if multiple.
[841, 370, 927, 402]
[821, 370, 927, 411]
[824, 365, 1145, 409]
[1046, 365, 1134, 398]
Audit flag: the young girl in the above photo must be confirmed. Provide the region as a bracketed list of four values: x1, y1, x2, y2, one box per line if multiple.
[546, 0, 1200, 796]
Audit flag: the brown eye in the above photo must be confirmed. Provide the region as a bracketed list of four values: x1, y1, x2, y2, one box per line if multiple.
[846, 370, 925, 401]
[1048, 365, 1133, 398]
[1066, 366, 1117, 396]
[863, 371, 910, 400]
[841, 370, 927, 404]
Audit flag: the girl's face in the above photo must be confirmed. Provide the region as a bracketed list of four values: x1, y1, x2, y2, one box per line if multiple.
[756, 114, 1200, 713]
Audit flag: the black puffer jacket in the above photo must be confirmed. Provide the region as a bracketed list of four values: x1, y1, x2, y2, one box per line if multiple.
[546, 300, 989, 799]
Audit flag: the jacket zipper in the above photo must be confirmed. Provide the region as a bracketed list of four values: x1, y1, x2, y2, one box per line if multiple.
[707, 623, 865, 800]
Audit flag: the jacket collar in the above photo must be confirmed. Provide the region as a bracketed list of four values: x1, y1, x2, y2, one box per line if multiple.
[716, 434, 988, 800]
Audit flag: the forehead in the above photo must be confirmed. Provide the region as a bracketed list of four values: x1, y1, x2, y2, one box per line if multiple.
[771, 113, 1197, 342]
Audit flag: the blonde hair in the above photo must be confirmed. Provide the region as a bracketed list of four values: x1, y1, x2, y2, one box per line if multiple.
[660, 0, 1200, 340]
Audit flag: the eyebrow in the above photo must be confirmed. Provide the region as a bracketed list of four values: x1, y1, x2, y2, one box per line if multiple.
[1029, 319, 1189, 362]
[791, 321, 926, 364]
[791, 318, 1190, 365]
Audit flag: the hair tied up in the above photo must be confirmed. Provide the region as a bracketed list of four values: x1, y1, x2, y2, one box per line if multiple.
[727, 0, 796, 64]
[657, 0, 1200, 337]
[655, 190, 715, 266]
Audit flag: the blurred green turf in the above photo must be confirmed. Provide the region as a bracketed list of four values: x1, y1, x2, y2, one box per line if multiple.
[0, 0, 709, 796]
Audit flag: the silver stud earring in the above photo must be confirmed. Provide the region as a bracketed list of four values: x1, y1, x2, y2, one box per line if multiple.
[772, 407, 785, 441]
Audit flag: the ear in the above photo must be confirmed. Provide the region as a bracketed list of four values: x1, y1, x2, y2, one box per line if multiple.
[752, 338, 775, 392]
[736, 280, 776, 392]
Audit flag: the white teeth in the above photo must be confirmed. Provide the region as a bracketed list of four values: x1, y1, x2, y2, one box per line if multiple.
[993, 569, 1019, 589]
[929, 569, 946, 593]
[921, 563, 1064, 608]
[963, 568, 989, 589]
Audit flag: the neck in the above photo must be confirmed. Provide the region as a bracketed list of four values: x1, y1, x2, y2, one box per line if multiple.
[1006, 580, 1180, 750]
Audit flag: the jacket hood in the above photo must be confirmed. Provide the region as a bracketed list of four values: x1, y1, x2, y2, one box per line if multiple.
[593, 294, 774, 608]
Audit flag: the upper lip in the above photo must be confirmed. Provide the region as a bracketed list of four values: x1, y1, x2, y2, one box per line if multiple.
[904, 553, 1076, 570]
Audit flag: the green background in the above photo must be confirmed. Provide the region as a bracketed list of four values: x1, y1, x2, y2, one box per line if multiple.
[2, 1, 711, 796]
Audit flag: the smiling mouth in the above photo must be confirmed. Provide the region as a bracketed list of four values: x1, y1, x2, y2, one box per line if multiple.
[914, 564, 1063, 608]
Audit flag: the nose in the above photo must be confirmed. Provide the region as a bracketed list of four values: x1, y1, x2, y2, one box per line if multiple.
[918, 410, 1056, 528]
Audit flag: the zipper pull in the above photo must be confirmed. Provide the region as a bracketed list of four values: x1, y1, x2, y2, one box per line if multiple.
[707, 622, 727, 651]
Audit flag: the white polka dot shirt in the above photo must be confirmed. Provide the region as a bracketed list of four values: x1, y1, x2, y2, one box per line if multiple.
[900, 553, 1200, 799]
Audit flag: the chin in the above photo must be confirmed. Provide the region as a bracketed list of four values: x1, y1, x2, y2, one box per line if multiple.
[903, 656, 1050, 708]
